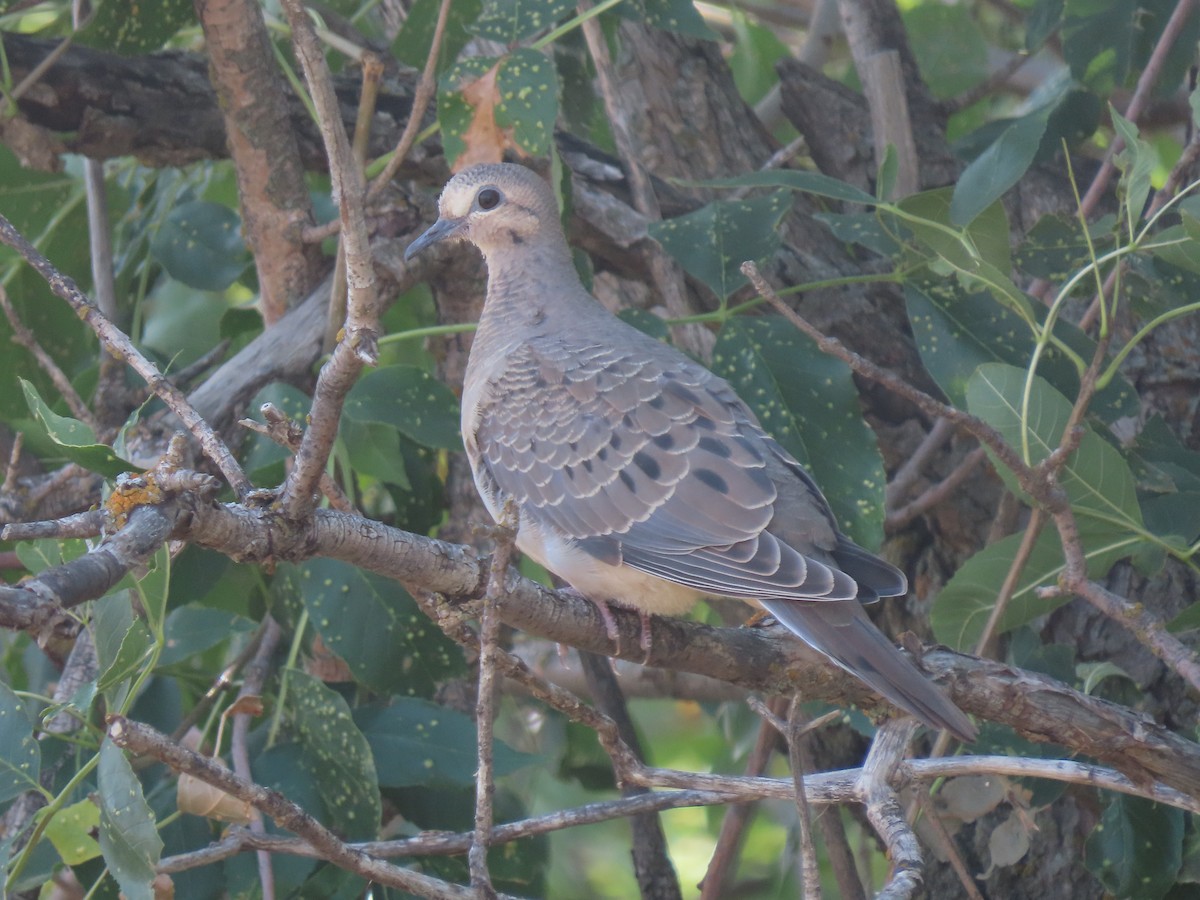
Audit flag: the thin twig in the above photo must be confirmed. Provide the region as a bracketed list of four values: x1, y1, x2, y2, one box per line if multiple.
[324, 53, 386, 354]
[2, 432, 24, 495]
[577, 0, 708, 359]
[788, 697, 822, 900]
[470, 504, 519, 897]
[0, 222, 251, 496]
[912, 790, 986, 900]
[277, 0, 379, 519]
[858, 720, 922, 900]
[742, 262, 1039, 494]
[699, 701, 779, 900]
[83, 157, 126, 437]
[158, 789, 746, 873]
[231, 616, 283, 900]
[886, 418, 954, 508]
[1076, 0, 1198, 219]
[107, 716, 493, 899]
[367, 0, 452, 198]
[886, 446, 987, 530]
[975, 508, 1046, 660]
[239, 404, 355, 512]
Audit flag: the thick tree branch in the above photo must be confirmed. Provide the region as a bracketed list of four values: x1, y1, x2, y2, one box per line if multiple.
[7, 492, 1200, 799]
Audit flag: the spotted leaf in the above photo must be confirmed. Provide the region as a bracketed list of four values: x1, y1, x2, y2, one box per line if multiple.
[712, 316, 886, 548]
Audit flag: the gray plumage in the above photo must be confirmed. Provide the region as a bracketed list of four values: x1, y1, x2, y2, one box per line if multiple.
[406, 163, 975, 742]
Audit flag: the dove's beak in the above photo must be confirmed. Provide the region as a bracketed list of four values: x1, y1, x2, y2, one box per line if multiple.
[405, 216, 466, 261]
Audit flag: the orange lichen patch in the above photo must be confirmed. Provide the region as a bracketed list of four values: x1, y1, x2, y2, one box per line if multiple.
[104, 472, 165, 528]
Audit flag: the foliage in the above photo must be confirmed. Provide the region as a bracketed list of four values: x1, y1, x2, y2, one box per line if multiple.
[0, 0, 1199, 896]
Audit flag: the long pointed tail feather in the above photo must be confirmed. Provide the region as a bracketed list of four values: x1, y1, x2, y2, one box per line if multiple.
[760, 597, 976, 743]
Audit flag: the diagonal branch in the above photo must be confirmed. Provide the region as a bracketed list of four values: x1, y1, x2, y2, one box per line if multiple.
[0, 216, 252, 497]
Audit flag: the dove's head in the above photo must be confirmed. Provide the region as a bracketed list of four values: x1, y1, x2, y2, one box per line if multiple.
[405, 163, 565, 262]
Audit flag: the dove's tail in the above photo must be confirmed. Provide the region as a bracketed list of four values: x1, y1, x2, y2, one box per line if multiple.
[759, 597, 977, 743]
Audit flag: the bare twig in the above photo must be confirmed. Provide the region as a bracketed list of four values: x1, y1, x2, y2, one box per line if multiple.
[107, 716, 491, 899]
[324, 53, 386, 354]
[1, 509, 105, 541]
[859, 720, 922, 900]
[912, 790, 986, 900]
[577, 1, 709, 360]
[1076, 0, 1198, 219]
[885, 446, 987, 530]
[239, 404, 355, 512]
[158, 789, 745, 873]
[470, 503, 520, 896]
[367, 0, 452, 198]
[886, 418, 954, 507]
[742, 262, 1039, 494]
[3, 432, 24, 495]
[700, 696, 787, 899]
[170, 620, 271, 743]
[0, 221, 251, 496]
[277, 0, 379, 520]
[975, 508, 1046, 660]
[230, 616, 283, 900]
[788, 697, 823, 900]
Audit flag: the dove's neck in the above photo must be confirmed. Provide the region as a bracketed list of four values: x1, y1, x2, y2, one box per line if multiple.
[475, 240, 601, 351]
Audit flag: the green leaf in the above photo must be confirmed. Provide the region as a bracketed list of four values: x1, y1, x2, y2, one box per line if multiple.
[470, 0, 573, 43]
[133, 545, 170, 637]
[617, 308, 670, 341]
[289, 559, 463, 695]
[1110, 107, 1154, 225]
[965, 363, 1143, 530]
[344, 365, 462, 450]
[1085, 796, 1183, 899]
[1026, 0, 1064, 49]
[286, 671, 381, 841]
[694, 170, 876, 205]
[93, 593, 153, 706]
[902, 3, 990, 99]
[98, 739, 163, 900]
[43, 798, 102, 865]
[20, 379, 131, 477]
[0, 683, 40, 804]
[814, 212, 902, 256]
[355, 698, 536, 788]
[728, 10, 788, 105]
[950, 106, 1051, 226]
[340, 420, 411, 488]
[438, 57, 498, 169]
[0, 148, 93, 423]
[903, 278, 1138, 422]
[1016, 214, 1115, 281]
[639, 0, 719, 40]
[711, 316, 886, 547]
[15, 538, 88, 575]
[158, 605, 258, 668]
[649, 190, 791, 300]
[494, 50, 560, 157]
[896, 188, 1018, 290]
[394, 0, 483, 76]
[931, 521, 1138, 650]
[149, 201, 249, 291]
[76, 0, 194, 54]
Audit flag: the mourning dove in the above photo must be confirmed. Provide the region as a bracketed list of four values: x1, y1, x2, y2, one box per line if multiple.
[406, 163, 975, 742]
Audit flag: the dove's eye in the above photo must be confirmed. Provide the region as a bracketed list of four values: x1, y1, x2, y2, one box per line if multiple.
[476, 188, 502, 211]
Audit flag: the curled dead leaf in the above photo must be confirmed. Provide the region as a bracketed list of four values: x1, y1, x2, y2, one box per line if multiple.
[177, 760, 253, 825]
